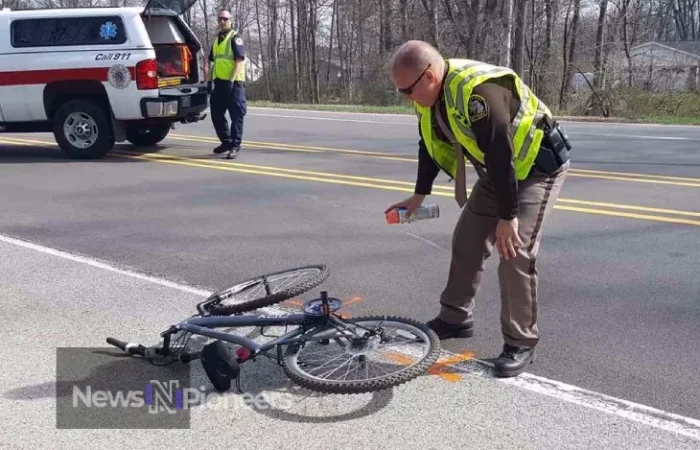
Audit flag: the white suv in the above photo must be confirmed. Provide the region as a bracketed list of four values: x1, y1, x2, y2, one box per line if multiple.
[0, 1, 209, 158]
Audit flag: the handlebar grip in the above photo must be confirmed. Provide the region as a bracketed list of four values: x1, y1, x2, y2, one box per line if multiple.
[106, 337, 145, 356]
[106, 337, 126, 350]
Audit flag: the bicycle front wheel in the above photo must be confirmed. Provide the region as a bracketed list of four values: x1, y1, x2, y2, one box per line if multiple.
[281, 315, 441, 394]
[206, 265, 329, 315]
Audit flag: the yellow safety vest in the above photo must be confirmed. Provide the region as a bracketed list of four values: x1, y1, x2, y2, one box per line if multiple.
[211, 30, 246, 82]
[414, 59, 552, 180]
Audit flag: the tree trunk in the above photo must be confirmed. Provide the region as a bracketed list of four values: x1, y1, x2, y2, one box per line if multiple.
[326, 0, 336, 88]
[593, 0, 609, 91]
[381, 0, 392, 54]
[290, 0, 300, 101]
[309, 0, 319, 103]
[512, 0, 527, 76]
[399, 0, 408, 41]
[254, 0, 270, 99]
[559, 0, 581, 110]
[267, 0, 279, 101]
[501, 0, 514, 67]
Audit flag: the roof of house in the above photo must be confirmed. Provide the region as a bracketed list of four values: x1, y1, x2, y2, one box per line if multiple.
[633, 40, 700, 58]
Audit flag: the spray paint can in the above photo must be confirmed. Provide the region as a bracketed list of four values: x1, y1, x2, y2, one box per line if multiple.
[385, 204, 440, 224]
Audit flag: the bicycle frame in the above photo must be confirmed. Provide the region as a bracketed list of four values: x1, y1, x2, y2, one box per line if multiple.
[165, 310, 354, 358]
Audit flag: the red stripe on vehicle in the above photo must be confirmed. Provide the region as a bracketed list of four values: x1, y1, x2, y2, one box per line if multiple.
[0, 67, 136, 86]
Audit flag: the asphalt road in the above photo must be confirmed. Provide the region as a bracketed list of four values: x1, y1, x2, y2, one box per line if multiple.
[1, 106, 699, 447]
[2, 237, 697, 450]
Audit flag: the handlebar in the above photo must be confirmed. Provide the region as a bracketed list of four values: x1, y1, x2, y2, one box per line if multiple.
[106, 337, 199, 363]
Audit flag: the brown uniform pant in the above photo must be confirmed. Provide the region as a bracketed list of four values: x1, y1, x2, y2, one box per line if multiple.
[437, 161, 569, 348]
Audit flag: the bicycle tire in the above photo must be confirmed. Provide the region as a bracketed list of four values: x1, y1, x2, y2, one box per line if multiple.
[206, 264, 329, 316]
[281, 315, 441, 394]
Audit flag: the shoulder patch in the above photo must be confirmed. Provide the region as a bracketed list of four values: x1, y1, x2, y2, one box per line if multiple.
[234, 36, 244, 45]
[467, 94, 488, 122]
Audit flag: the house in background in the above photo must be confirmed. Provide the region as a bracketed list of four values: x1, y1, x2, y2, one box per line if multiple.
[244, 53, 263, 83]
[624, 40, 700, 91]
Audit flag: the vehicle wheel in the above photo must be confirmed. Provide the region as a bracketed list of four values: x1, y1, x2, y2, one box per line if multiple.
[282, 315, 441, 394]
[125, 124, 171, 147]
[52, 99, 115, 159]
[205, 265, 329, 316]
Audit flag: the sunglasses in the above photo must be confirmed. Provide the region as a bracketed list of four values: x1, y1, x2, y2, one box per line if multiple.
[218, 17, 230, 21]
[396, 64, 431, 95]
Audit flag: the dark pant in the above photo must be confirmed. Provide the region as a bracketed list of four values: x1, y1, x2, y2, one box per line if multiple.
[210, 80, 246, 148]
[437, 160, 569, 348]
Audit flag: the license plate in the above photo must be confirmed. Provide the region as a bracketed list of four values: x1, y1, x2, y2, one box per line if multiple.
[181, 96, 191, 108]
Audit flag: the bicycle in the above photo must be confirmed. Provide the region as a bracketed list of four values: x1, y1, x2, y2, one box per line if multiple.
[106, 264, 442, 395]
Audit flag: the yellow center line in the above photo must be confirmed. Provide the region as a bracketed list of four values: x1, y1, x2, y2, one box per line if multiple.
[168, 134, 700, 188]
[0, 137, 47, 146]
[4, 134, 699, 187]
[3, 136, 700, 226]
[118, 149, 425, 187]
[171, 133, 406, 158]
[114, 151, 420, 193]
[110, 151, 700, 227]
[565, 172, 700, 188]
[570, 167, 700, 183]
[171, 134, 418, 162]
[555, 198, 700, 218]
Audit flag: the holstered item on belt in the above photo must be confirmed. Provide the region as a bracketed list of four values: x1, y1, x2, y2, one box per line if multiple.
[535, 119, 572, 175]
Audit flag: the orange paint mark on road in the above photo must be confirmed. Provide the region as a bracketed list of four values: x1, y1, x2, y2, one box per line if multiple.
[342, 296, 364, 306]
[382, 350, 476, 383]
[428, 351, 476, 382]
[283, 298, 303, 307]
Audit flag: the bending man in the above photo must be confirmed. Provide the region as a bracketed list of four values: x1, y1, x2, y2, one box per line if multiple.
[385, 40, 571, 378]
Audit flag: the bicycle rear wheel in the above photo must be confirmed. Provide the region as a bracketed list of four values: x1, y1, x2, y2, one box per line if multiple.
[281, 315, 441, 394]
[205, 265, 329, 315]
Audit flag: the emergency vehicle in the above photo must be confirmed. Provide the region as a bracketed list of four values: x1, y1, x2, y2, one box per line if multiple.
[0, 1, 209, 159]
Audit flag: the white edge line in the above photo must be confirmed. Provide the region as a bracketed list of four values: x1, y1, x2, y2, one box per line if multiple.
[2, 231, 700, 442]
[0, 233, 213, 298]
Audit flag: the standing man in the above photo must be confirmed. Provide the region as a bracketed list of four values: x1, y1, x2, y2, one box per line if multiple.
[385, 40, 571, 378]
[208, 10, 246, 159]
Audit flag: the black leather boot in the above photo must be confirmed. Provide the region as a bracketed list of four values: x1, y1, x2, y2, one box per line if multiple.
[426, 317, 474, 340]
[494, 344, 535, 377]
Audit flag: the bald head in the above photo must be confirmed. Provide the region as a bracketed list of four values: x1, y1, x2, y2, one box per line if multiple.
[389, 40, 446, 107]
[389, 40, 444, 74]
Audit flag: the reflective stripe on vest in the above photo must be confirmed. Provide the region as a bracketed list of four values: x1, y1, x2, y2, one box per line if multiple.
[415, 58, 552, 181]
[211, 30, 245, 81]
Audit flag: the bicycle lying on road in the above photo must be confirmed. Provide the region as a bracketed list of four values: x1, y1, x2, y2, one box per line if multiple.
[106, 265, 441, 395]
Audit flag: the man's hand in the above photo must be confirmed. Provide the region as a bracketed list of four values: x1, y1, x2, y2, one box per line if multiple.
[496, 218, 524, 260]
[384, 194, 425, 219]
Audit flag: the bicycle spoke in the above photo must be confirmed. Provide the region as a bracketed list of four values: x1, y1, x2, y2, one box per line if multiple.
[220, 267, 321, 306]
[282, 316, 441, 393]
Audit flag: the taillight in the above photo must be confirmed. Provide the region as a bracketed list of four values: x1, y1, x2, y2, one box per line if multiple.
[135, 59, 158, 90]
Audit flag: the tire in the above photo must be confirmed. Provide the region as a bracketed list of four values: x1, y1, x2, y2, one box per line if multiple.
[126, 124, 170, 147]
[281, 315, 441, 394]
[206, 265, 329, 316]
[52, 99, 115, 159]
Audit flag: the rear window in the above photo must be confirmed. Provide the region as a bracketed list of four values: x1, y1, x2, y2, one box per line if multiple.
[11, 16, 128, 48]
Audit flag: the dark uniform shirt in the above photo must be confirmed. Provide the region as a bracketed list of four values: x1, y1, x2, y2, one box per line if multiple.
[208, 30, 246, 64]
[414, 73, 523, 220]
